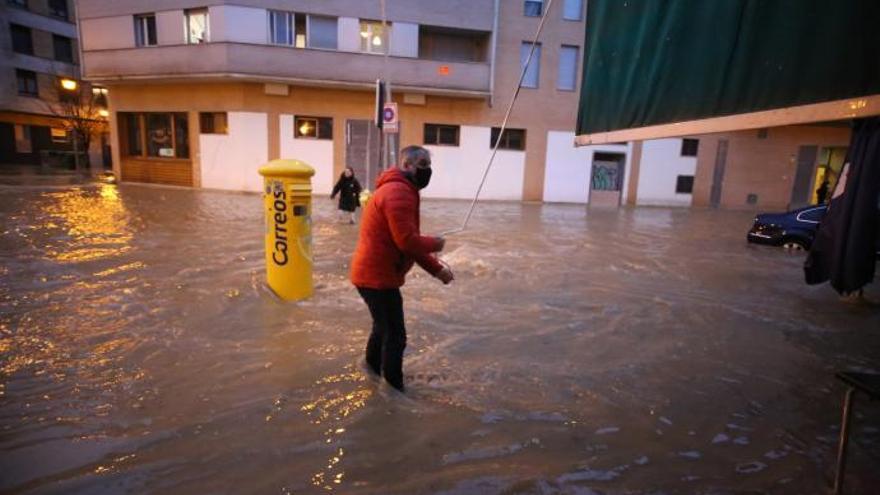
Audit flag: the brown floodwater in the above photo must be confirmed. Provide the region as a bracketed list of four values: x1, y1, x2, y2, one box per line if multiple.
[1, 181, 878, 494]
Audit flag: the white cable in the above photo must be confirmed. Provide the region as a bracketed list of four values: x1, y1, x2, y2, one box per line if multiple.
[442, 0, 555, 237]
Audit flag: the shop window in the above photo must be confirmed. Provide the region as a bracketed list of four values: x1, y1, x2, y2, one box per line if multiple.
[53, 35, 74, 63]
[48, 0, 68, 20]
[360, 20, 388, 54]
[520, 42, 541, 88]
[16, 69, 38, 97]
[424, 124, 459, 146]
[524, 0, 543, 17]
[295, 116, 332, 139]
[680, 138, 699, 157]
[134, 14, 157, 46]
[11, 24, 33, 55]
[120, 112, 189, 159]
[675, 175, 694, 194]
[92, 86, 108, 107]
[200, 112, 228, 134]
[50, 127, 69, 143]
[14, 124, 32, 153]
[186, 8, 209, 44]
[491, 127, 526, 150]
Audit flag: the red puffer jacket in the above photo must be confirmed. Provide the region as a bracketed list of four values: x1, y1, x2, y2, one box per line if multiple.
[351, 168, 443, 289]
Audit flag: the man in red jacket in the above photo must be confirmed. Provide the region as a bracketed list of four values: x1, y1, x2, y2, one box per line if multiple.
[351, 145, 454, 391]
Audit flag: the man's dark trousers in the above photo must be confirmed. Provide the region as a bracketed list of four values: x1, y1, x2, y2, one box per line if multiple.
[356, 287, 406, 391]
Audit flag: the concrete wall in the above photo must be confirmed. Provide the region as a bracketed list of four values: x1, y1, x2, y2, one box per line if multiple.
[279, 114, 335, 195]
[210, 5, 267, 44]
[543, 131, 630, 204]
[423, 126, 524, 201]
[199, 111, 268, 192]
[636, 138, 697, 206]
[81, 16, 135, 50]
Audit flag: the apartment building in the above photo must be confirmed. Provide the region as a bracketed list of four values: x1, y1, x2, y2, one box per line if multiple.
[0, 0, 107, 168]
[76, 0, 848, 209]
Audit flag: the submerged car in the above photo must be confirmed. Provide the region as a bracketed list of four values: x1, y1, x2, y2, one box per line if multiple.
[747, 205, 827, 250]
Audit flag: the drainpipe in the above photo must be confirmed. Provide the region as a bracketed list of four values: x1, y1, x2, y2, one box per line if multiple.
[488, 0, 500, 108]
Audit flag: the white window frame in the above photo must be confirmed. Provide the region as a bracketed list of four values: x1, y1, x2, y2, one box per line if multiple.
[268, 10, 293, 45]
[134, 14, 157, 47]
[185, 8, 209, 44]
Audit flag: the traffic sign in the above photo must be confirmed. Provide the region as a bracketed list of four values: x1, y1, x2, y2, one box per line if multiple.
[382, 102, 398, 134]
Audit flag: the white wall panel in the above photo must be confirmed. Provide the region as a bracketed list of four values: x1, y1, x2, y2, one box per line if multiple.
[199, 112, 268, 192]
[156, 10, 185, 45]
[636, 139, 697, 206]
[423, 126, 524, 201]
[210, 6, 267, 44]
[543, 131, 629, 204]
[279, 115, 335, 195]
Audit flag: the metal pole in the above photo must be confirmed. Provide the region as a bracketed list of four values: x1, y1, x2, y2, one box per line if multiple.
[833, 387, 855, 495]
[442, 0, 556, 236]
[72, 128, 80, 173]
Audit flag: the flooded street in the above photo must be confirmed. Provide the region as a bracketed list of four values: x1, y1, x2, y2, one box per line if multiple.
[1, 182, 879, 494]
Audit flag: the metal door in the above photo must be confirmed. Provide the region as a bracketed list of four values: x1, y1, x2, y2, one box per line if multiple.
[710, 139, 728, 208]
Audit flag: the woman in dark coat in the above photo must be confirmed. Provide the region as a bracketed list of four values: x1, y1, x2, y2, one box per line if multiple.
[331, 167, 363, 224]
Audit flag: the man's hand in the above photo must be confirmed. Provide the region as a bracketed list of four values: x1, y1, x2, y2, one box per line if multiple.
[436, 267, 454, 285]
[434, 236, 446, 252]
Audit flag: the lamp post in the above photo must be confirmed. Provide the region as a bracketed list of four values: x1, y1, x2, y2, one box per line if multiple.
[59, 78, 81, 173]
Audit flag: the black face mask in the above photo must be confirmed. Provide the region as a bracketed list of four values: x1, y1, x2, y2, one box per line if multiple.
[408, 167, 432, 189]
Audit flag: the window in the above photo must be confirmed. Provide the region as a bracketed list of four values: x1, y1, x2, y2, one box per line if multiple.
[308, 15, 338, 50]
[92, 86, 108, 107]
[10, 24, 33, 55]
[524, 0, 543, 17]
[14, 125, 32, 153]
[675, 175, 694, 194]
[520, 42, 541, 88]
[269, 10, 293, 45]
[557, 45, 579, 91]
[491, 127, 526, 151]
[680, 138, 699, 157]
[49, 0, 68, 19]
[200, 112, 228, 134]
[294, 14, 306, 48]
[360, 20, 388, 54]
[295, 116, 332, 140]
[799, 207, 826, 223]
[563, 0, 583, 20]
[419, 26, 488, 63]
[50, 127, 69, 143]
[424, 124, 460, 146]
[16, 69, 38, 96]
[123, 113, 143, 156]
[186, 8, 209, 44]
[8, 0, 27, 8]
[134, 14, 157, 46]
[53, 35, 73, 63]
[120, 112, 189, 158]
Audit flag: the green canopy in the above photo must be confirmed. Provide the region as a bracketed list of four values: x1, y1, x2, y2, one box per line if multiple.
[575, 0, 880, 144]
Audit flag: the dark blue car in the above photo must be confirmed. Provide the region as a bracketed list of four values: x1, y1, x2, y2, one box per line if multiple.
[747, 205, 827, 250]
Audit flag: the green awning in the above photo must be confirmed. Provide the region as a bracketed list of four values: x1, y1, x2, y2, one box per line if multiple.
[575, 0, 880, 144]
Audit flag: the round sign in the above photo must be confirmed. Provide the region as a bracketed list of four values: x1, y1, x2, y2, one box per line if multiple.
[383, 107, 395, 123]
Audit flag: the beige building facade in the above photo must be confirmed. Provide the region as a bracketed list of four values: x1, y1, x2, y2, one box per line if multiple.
[78, 0, 849, 210]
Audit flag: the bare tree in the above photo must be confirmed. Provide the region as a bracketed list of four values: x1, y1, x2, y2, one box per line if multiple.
[43, 79, 108, 171]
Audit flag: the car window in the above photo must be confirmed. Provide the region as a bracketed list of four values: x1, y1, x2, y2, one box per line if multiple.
[799, 207, 826, 222]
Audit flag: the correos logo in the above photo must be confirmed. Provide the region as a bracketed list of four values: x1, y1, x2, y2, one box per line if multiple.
[271, 182, 289, 266]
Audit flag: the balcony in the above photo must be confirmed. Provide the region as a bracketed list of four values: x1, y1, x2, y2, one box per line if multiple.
[83, 43, 491, 97]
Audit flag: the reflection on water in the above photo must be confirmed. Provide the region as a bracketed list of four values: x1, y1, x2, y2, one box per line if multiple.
[0, 183, 879, 495]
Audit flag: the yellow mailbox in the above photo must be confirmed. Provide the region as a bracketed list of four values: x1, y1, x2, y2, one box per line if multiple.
[258, 159, 315, 301]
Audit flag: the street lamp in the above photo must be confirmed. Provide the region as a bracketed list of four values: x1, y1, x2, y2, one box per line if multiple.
[60, 78, 78, 91]
[98, 109, 109, 118]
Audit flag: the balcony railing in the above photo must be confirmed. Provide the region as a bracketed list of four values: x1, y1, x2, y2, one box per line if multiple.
[83, 43, 491, 96]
